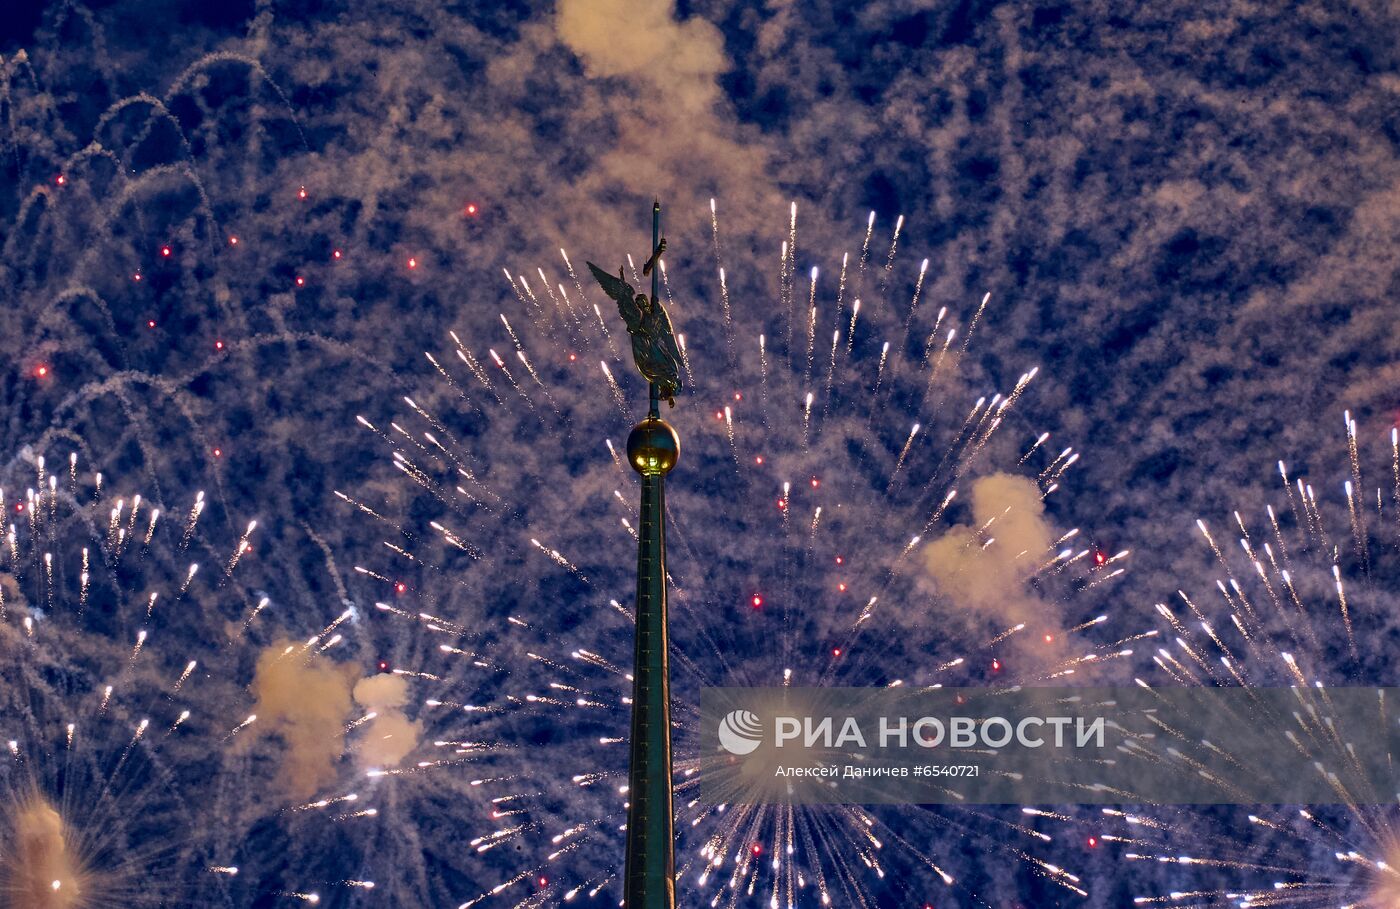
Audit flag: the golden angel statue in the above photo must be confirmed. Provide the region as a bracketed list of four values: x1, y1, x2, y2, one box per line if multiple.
[587, 239, 683, 406]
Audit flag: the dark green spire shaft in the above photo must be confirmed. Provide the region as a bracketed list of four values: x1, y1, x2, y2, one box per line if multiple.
[622, 200, 678, 908]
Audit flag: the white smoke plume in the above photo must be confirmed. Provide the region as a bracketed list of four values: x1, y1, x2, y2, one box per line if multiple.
[246, 642, 358, 801]
[351, 673, 422, 772]
[3, 797, 89, 909]
[922, 472, 1060, 638]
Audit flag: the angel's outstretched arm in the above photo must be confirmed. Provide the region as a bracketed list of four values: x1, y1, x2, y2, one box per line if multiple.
[643, 237, 666, 277]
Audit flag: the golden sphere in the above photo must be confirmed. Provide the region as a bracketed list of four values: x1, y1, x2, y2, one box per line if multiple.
[627, 418, 680, 476]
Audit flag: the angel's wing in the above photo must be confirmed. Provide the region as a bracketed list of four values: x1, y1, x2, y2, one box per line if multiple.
[586, 262, 643, 334]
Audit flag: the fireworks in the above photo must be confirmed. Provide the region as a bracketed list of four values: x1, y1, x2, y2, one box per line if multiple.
[0, 451, 245, 904]
[344, 203, 1134, 906]
[0, 448, 409, 906]
[1084, 419, 1400, 907]
[11, 23, 1371, 906]
[2, 36, 1148, 904]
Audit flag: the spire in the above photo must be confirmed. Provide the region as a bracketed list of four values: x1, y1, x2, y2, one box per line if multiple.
[622, 200, 678, 908]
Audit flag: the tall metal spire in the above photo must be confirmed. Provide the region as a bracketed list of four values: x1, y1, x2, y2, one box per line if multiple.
[621, 200, 678, 907]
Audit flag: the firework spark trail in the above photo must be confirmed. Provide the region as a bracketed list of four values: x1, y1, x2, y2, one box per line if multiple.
[1336, 411, 1373, 573]
[600, 361, 629, 416]
[844, 298, 862, 357]
[856, 211, 876, 276]
[835, 251, 850, 319]
[1018, 432, 1051, 466]
[1391, 428, 1400, 530]
[708, 198, 722, 266]
[551, 255, 588, 335]
[871, 341, 891, 402]
[658, 261, 677, 313]
[706, 205, 743, 383]
[878, 214, 903, 294]
[901, 257, 931, 333]
[784, 202, 799, 369]
[959, 292, 992, 356]
[805, 266, 820, 389]
[921, 305, 948, 363]
[925, 326, 958, 395]
[886, 423, 921, 492]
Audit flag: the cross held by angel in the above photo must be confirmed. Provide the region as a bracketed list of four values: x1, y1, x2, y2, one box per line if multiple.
[587, 238, 684, 407]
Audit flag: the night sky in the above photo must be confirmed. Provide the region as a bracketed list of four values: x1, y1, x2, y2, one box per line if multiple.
[3, 1, 1400, 907]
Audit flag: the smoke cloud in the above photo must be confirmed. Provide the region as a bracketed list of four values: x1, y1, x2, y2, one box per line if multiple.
[351, 673, 422, 771]
[247, 642, 359, 801]
[546, 0, 775, 228]
[4, 797, 88, 909]
[557, 0, 726, 88]
[922, 473, 1057, 631]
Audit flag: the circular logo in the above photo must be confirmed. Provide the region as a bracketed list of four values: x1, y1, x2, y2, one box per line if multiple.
[717, 709, 763, 755]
